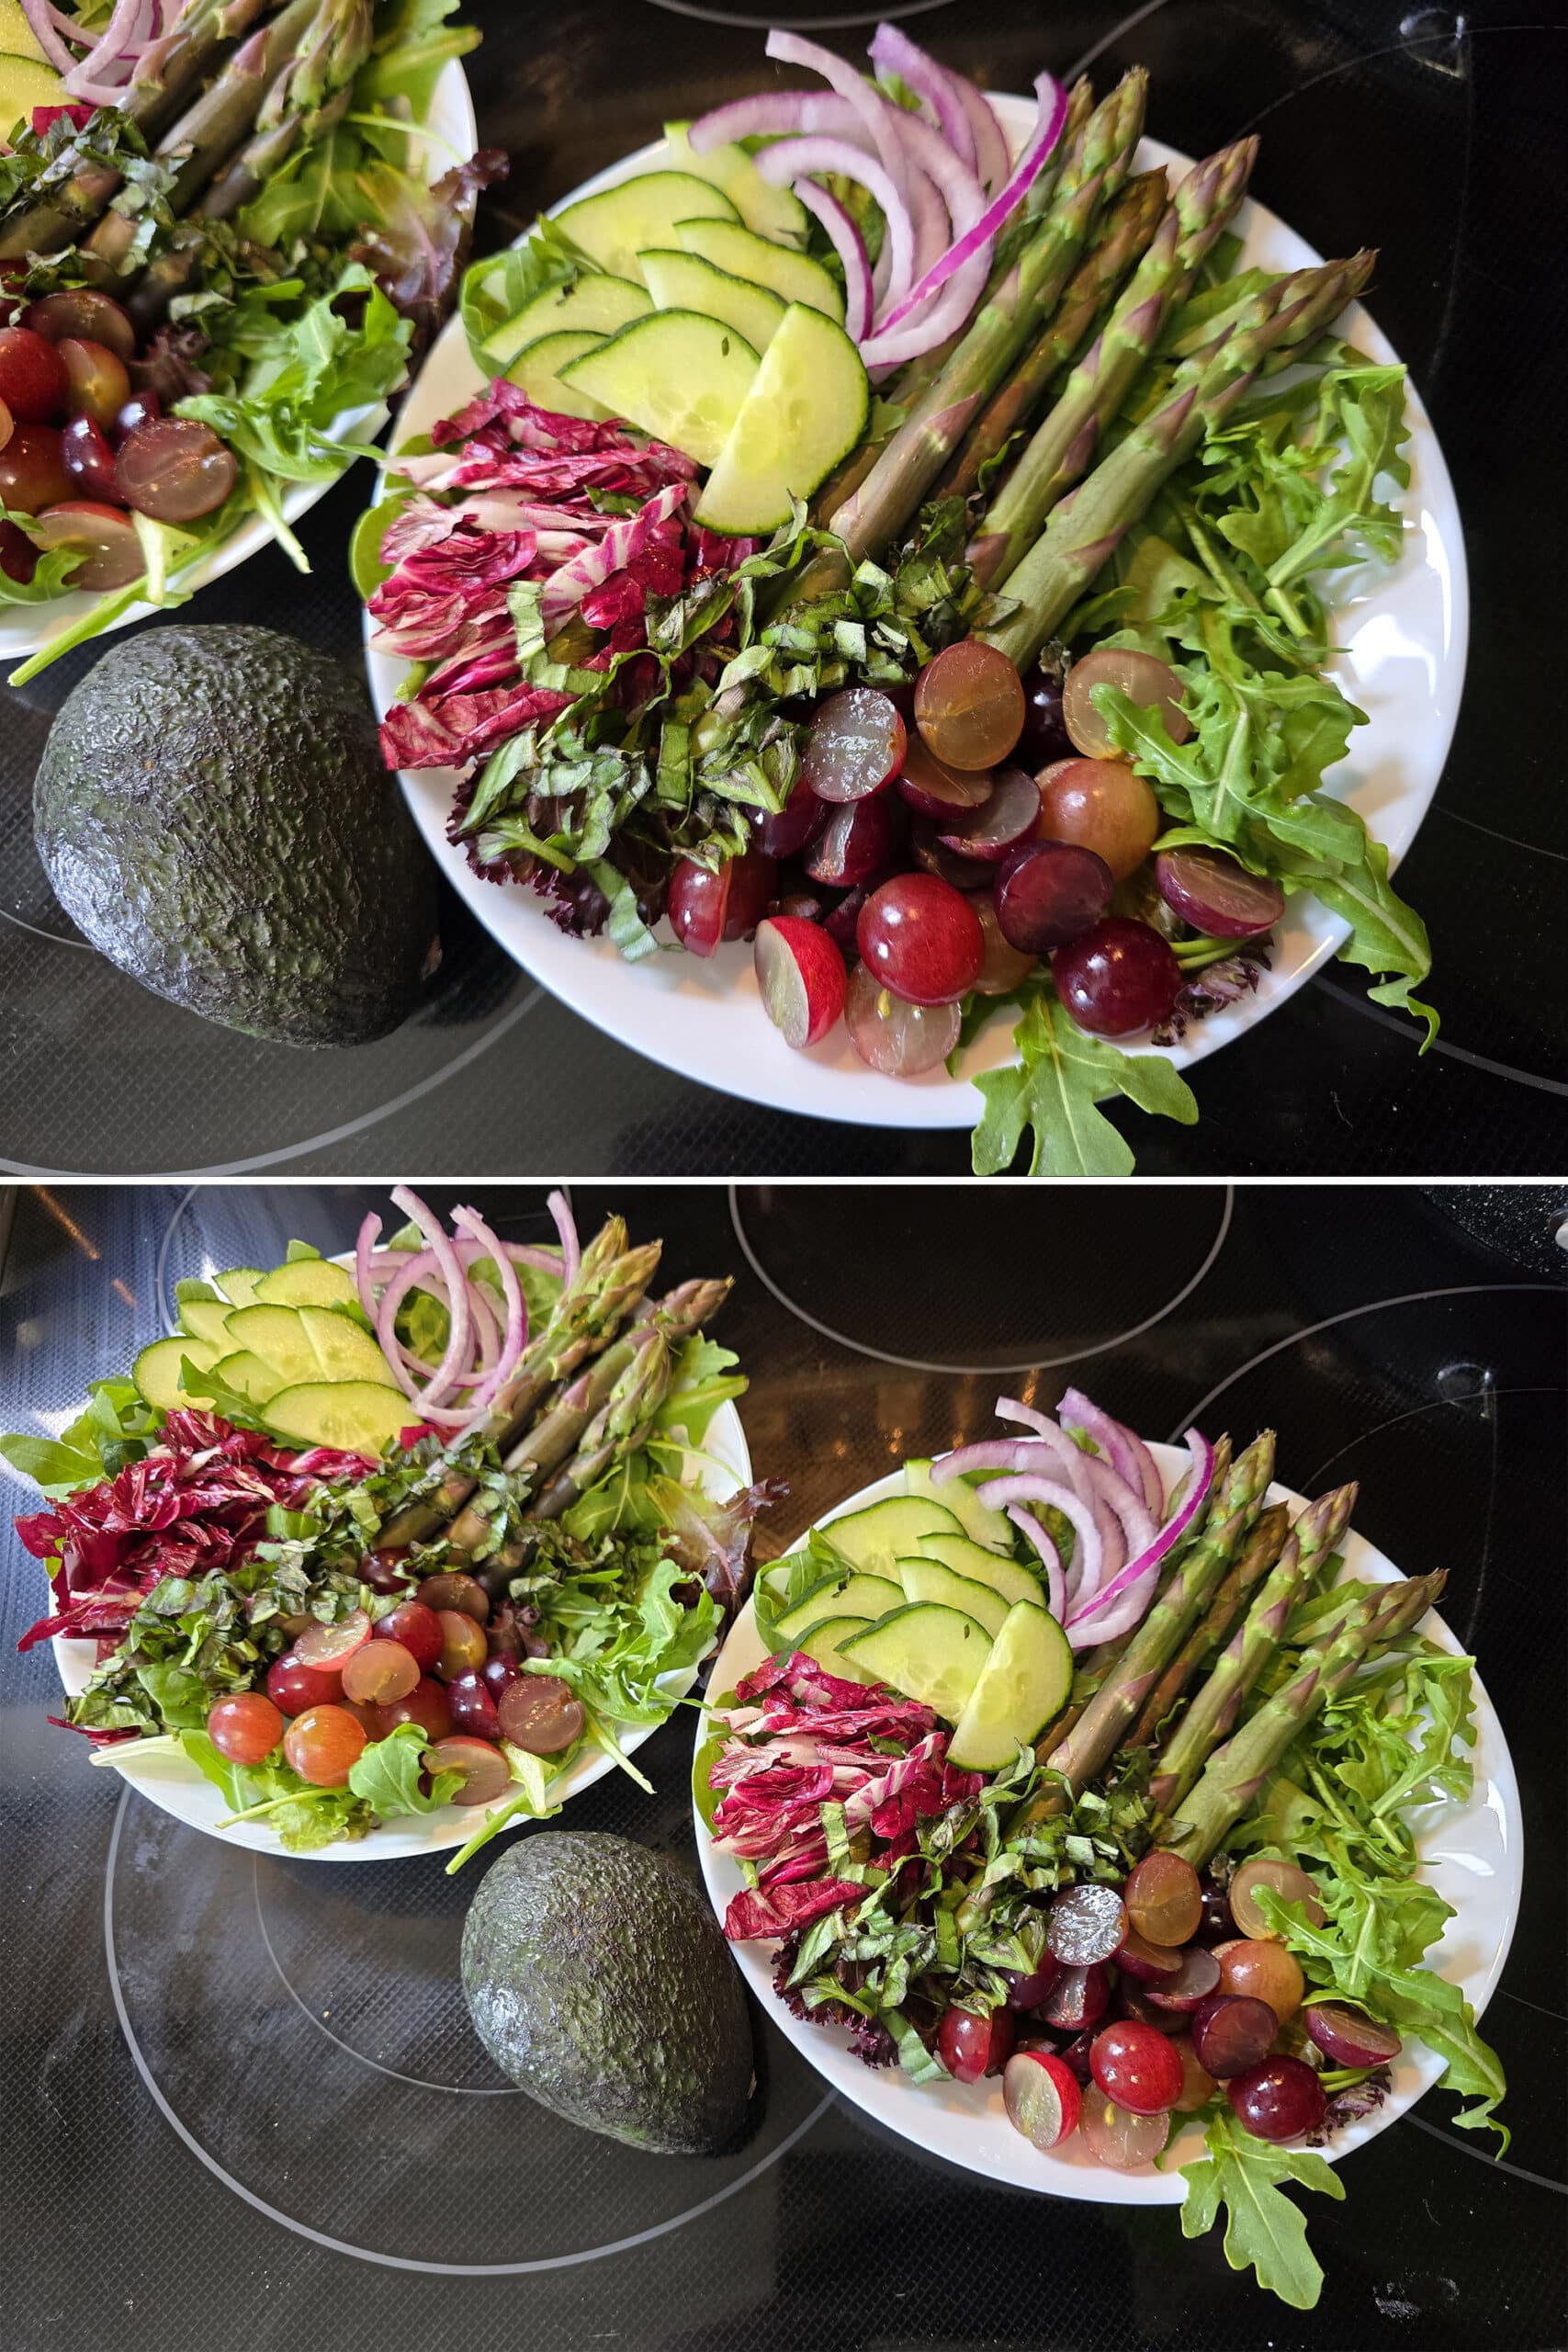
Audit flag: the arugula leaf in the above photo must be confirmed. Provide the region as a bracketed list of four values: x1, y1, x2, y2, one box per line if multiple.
[971, 990, 1198, 1175]
[444, 1740, 562, 1872]
[178, 1727, 371, 1851]
[459, 212, 585, 371]
[2, 1375, 159, 1498]
[654, 1336, 747, 1445]
[1179, 2105, 1345, 2310]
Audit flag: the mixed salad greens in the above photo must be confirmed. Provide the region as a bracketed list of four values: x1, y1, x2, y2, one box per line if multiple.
[4, 1185, 773, 1857]
[0, 0, 492, 678]
[698, 1394, 1506, 2309]
[360, 23, 1432, 1175]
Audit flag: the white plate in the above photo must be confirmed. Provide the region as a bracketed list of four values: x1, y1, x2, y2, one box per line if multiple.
[0, 58, 478, 667]
[51, 1396, 751, 1862]
[365, 102, 1467, 1132]
[693, 1442, 1520, 2202]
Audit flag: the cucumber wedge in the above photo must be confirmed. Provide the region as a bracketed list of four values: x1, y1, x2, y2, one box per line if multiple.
[824, 1495, 963, 1582]
[264, 1381, 410, 1456]
[916, 1531, 1043, 1610]
[559, 311, 759, 469]
[211, 1350, 285, 1404]
[905, 1457, 1012, 1553]
[482, 271, 649, 368]
[222, 1304, 319, 1385]
[557, 172, 739, 286]
[948, 1601, 1074, 1772]
[639, 249, 785, 354]
[841, 1603, 992, 1722]
[212, 1267, 265, 1308]
[298, 1306, 399, 1389]
[506, 330, 613, 421]
[255, 1259, 358, 1310]
[896, 1557, 1010, 1640]
[795, 1617, 882, 1686]
[178, 1296, 235, 1351]
[694, 301, 868, 534]
[674, 218, 841, 321]
[663, 121, 807, 247]
[773, 1570, 903, 1647]
[132, 1335, 218, 1412]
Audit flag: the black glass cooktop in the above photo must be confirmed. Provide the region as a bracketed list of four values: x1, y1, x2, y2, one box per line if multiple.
[2, 0, 1565, 1176]
[1, 1181, 1563, 2349]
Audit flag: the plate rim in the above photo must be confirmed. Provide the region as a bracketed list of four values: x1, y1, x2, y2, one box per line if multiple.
[363, 102, 1468, 1132]
[691, 1441, 1521, 2204]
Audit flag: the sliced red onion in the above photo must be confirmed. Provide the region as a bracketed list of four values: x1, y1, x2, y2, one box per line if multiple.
[861, 246, 989, 367]
[945, 66, 1011, 196]
[868, 20, 975, 170]
[931, 1437, 1075, 1482]
[390, 1185, 471, 1408]
[756, 133, 913, 317]
[355, 1210, 384, 1327]
[1078, 1453, 1158, 1562]
[1008, 1505, 1065, 1620]
[546, 1188, 580, 1285]
[907, 163, 952, 279]
[364, 1237, 564, 1276]
[793, 177, 873, 343]
[686, 89, 874, 149]
[1066, 1430, 1215, 1634]
[20, 0, 83, 73]
[1059, 1385, 1164, 1515]
[873, 70, 1067, 333]
[995, 1396, 1054, 1440]
[967, 1473, 1100, 1620]
[767, 28, 913, 209]
[61, 0, 147, 96]
[454, 1204, 527, 1408]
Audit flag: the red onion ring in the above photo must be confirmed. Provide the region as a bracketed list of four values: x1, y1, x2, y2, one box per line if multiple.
[390, 1186, 471, 1408]
[874, 70, 1067, 333]
[969, 1473, 1101, 1626]
[755, 133, 913, 317]
[945, 66, 1010, 196]
[767, 27, 913, 209]
[1060, 1385, 1164, 1515]
[19, 0, 83, 73]
[1008, 1504, 1066, 1620]
[546, 1188, 579, 1285]
[1066, 1430, 1215, 1634]
[868, 20, 976, 171]
[792, 178, 874, 343]
[454, 1204, 527, 1410]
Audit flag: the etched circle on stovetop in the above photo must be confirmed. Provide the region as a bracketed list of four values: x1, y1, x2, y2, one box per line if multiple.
[107, 1787, 831, 2269]
[730, 1183, 1231, 1372]
[641, 0, 956, 26]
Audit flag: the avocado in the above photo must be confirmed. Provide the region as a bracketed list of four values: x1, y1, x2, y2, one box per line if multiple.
[33, 624, 439, 1046]
[461, 1831, 754, 2154]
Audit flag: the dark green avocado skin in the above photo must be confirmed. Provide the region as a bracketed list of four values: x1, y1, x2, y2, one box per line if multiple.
[461, 1831, 755, 2155]
[33, 624, 439, 1046]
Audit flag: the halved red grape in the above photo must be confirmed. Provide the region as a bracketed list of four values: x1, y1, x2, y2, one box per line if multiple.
[1214, 1937, 1304, 2019]
[361, 1544, 413, 1595]
[415, 1571, 489, 1623]
[935, 765, 1043, 863]
[721, 847, 778, 940]
[341, 1638, 420, 1707]
[1113, 1925, 1183, 1984]
[856, 873, 985, 1006]
[1047, 1883, 1128, 1967]
[0, 393, 11, 455]
[22, 287, 136, 360]
[1230, 1857, 1325, 1938]
[844, 959, 961, 1074]
[1063, 647, 1191, 761]
[1003, 1956, 1063, 2010]
[908, 815, 993, 892]
[294, 1606, 373, 1668]
[480, 1650, 524, 1698]
[283, 1702, 367, 1788]
[997, 840, 1111, 955]
[1089, 2019, 1186, 2115]
[340, 1697, 386, 1740]
[1035, 756, 1161, 882]
[1004, 2049, 1081, 2147]
[1226, 2054, 1325, 2143]
[112, 388, 161, 444]
[379, 1598, 443, 1670]
[1056, 2030, 1097, 2083]
[207, 1690, 284, 1765]
[1079, 2093, 1168, 2170]
[1303, 2002, 1402, 2069]
[32, 500, 142, 590]
[670, 849, 776, 953]
[446, 1668, 502, 1739]
[115, 416, 237, 521]
[802, 686, 906, 802]
[897, 733, 992, 818]
[937, 2003, 1014, 2084]
[1053, 917, 1181, 1037]
[57, 336, 130, 429]
[805, 793, 896, 888]
[265, 1652, 342, 1716]
[1190, 1992, 1278, 2078]
[821, 881, 873, 957]
[1016, 663, 1072, 766]
[915, 639, 1025, 769]
[1145, 1946, 1222, 2016]
[1124, 1850, 1203, 1946]
[754, 915, 847, 1047]
[973, 895, 1038, 994]
[750, 770, 829, 857]
[0, 515, 35, 582]
[497, 1673, 584, 1754]
[60, 413, 119, 499]
[1036, 1960, 1111, 2032]
[378, 1673, 454, 1742]
[0, 326, 66, 424]
[1155, 845, 1283, 938]
[427, 1735, 511, 1806]
[436, 1609, 487, 1679]
[1116, 1978, 1179, 2032]
[0, 423, 70, 511]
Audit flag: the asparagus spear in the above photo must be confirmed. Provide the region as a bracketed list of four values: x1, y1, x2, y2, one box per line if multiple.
[1148, 1482, 1357, 1813]
[969, 138, 1258, 586]
[1156, 1570, 1447, 1866]
[477, 1330, 678, 1579]
[979, 249, 1376, 670]
[940, 170, 1168, 506]
[1127, 1498, 1289, 1747]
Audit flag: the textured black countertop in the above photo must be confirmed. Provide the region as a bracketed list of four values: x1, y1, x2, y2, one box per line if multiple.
[1, 1179, 1563, 2348]
[2, 0, 1565, 1176]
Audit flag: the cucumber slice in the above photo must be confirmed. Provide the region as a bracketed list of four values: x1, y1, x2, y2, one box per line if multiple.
[178, 1297, 235, 1351]
[132, 1335, 218, 1412]
[905, 1458, 1012, 1553]
[639, 248, 786, 354]
[916, 1532, 1043, 1611]
[298, 1306, 400, 1389]
[211, 1350, 285, 1404]
[841, 1603, 993, 1723]
[482, 271, 649, 368]
[505, 329, 613, 421]
[221, 1304, 319, 1385]
[773, 1570, 904, 1647]
[895, 1557, 1010, 1640]
[663, 121, 807, 247]
[557, 172, 739, 286]
[824, 1495, 963, 1582]
[559, 311, 759, 469]
[673, 218, 841, 322]
[255, 1259, 358, 1310]
[795, 1617, 882, 1686]
[264, 1381, 410, 1455]
[947, 1601, 1074, 1772]
[694, 300, 868, 534]
[212, 1267, 265, 1308]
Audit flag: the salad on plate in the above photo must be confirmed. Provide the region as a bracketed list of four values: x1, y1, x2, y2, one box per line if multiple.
[694, 1390, 1508, 2309]
[3, 1185, 774, 1860]
[0, 0, 492, 676]
[360, 21, 1436, 1174]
